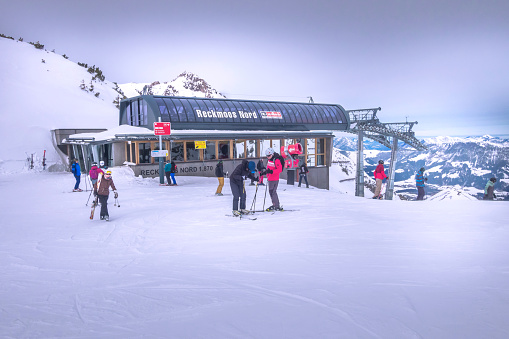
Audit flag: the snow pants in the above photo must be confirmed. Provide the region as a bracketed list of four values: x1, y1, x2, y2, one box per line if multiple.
[374, 178, 383, 197]
[165, 172, 176, 185]
[298, 173, 309, 187]
[216, 177, 224, 194]
[416, 186, 425, 200]
[230, 180, 246, 211]
[98, 194, 109, 217]
[74, 174, 81, 190]
[268, 180, 280, 208]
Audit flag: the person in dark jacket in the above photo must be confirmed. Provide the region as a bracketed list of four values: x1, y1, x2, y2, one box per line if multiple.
[164, 161, 177, 185]
[415, 167, 427, 200]
[298, 160, 309, 188]
[215, 160, 227, 196]
[230, 160, 258, 216]
[93, 170, 117, 221]
[71, 158, 82, 192]
[484, 177, 497, 200]
[251, 158, 266, 186]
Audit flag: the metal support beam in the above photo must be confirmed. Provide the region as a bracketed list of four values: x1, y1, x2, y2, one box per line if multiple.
[355, 130, 364, 197]
[385, 137, 399, 200]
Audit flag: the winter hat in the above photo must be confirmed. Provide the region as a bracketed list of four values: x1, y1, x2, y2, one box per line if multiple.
[265, 148, 275, 156]
[378, 160, 384, 164]
[420, 167, 425, 172]
[248, 161, 256, 173]
[490, 177, 497, 183]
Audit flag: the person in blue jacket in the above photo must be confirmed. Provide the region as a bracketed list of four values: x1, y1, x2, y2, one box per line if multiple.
[415, 167, 427, 200]
[164, 161, 177, 185]
[71, 158, 82, 192]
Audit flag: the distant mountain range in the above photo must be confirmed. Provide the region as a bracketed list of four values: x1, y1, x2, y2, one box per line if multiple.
[334, 135, 509, 200]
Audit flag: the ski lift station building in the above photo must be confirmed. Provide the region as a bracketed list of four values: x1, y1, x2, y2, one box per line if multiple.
[59, 95, 350, 189]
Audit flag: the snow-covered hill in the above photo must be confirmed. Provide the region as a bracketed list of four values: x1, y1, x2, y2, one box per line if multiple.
[0, 36, 224, 172]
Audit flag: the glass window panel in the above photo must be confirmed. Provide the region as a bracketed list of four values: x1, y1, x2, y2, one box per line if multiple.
[218, 141, 230, 159]
[299, 104, 318, 124]
[328, 106, 343, 123]
[176, 99, 193, 122]
[246, 140, 257, 158]
[132, 100, 139, 126]
[131, 143, 136, 164]
[138, 142, 151, 164]
[164, 99, 181, 122]
[307, 138, 316, 156]
[251, 102, 275, 124]
[231, 101, 255, 123]
[186, 142, 200, 161]
[260, 139, 271, 156]
[317, 138, 325, 153]
[170, 141, 184, 162]
[271, 139, 281, 154]
[317, 154, 325, 166]
[140, 99, 148, 125]
[154, 98, 171, 122]
[268, 102, 292, 123]
[322, 105, 337, 123]
[234, 140, 245, 159]
[204, 141, 216, 160]
[307, 155, 316, 167]
[208, 100, 234, 123]
[312, 105, 327, 123]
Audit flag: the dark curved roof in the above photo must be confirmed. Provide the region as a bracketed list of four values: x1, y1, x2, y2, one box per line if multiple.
[119, 95, 350, 131]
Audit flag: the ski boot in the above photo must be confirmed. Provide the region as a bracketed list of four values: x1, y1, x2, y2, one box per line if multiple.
[104, 215, 109, 221]
[240, 209, 251, 215]
[265, 206, 275, 212]
[232, 210, 242, 217]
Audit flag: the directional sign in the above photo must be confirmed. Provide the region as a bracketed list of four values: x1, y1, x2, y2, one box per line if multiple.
[154, 122, 171, 135]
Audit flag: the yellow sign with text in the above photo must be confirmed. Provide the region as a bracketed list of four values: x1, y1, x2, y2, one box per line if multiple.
[195, 141, 206, 149]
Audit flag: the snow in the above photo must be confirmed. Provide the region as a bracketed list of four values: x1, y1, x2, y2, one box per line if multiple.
[408, 153, 427, 162]
[1, 169, 508, 338]
[428, 186, 479, 201]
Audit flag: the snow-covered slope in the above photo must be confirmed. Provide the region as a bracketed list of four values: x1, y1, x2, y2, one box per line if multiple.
[428, 186, 479, 201]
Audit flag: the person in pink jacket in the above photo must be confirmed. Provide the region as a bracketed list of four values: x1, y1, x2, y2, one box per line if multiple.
[263, 148, 284, 211]
[373, 160, 388, 199]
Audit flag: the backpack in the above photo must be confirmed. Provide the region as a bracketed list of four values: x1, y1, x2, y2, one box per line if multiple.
[274, 153, 285, 170]
[171, 163, 177, 173]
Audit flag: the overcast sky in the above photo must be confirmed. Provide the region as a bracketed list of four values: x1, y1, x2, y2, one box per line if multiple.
[2, 0, 508, 137]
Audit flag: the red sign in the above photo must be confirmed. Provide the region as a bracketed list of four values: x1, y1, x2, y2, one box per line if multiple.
[260, 111, 282, 119]
[154, 122, 171, 135]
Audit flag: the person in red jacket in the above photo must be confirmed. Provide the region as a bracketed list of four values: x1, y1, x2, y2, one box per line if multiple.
[89, 162, 104, 186]
[373, 160, 388, 199]
[263, 148, 284, 211]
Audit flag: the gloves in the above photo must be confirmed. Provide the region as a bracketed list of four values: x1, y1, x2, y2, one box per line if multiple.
[266, 169, 273, 174]
[114, 191, 118, 199]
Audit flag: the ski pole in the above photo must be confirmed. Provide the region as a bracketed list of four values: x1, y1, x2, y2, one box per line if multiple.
[250, 182, 259, 212]
[86, 189, 92, 206]
[114, 197, 120, 207]
[262, 182, 268, 210]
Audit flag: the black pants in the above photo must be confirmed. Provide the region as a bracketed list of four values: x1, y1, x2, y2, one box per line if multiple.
[98, 194, 109, 217]
[416, 187, 425, 200]
[230, 181, 246, 211]
[299, 174, 309, 187]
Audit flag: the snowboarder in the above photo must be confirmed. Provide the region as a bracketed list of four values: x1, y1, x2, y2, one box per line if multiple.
[372, 160, 387, 199]
[262, 148, 284, 211]
[89, 162, 103, 186]
[298, 159, 309, 188]
[415, 167, 428, 200]
[215, 160, 226, 196]
[483, 177, 497, 200]
[71, 158, 82, 192]
[164, 161, 177, 185]
[230, 160, 258, 216]
[93, 170, 118, 221]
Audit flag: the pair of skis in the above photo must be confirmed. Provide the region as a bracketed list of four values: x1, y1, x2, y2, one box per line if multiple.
[226, 208, 300, 221]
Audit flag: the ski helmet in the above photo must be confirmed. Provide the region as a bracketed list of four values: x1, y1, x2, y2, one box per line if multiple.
[105, 170, 112, 175]
[378, 160, 384, 165]
[99, 161, 105, 166]
[265, 148, 275, 156]
[490, 177, 497, 183]
[91, 162, 97, 166]
[420, 167, 425, 172]
[248, 161, 256, 173]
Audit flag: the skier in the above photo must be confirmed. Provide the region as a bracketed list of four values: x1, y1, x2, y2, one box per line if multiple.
[164, 161, 177, 186]
[89, 162, 103, 186]
[93, 170, 118, 221]
[262, 148, 284, 211]
[483, 177, 497, 200]
[215, 160, 226, 196]
[164, 161, 176, 186]
[230, 160, 258, 216]
[415, 167, 427, 200]
[71, 158, 82, 192]
[372, 160, 387, 199]
[298, 159, 309, 188]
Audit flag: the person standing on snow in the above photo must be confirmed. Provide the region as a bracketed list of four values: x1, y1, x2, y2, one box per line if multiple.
[215, 160, 227, 196]
[164, 161, 177, 186]
[262, 148, 284, 211]
[256, 158, 266, 186]
[372, 160, 387, 199]
[230, 160, 258, 216]
[93, 170, 118, 221]
[71, 158, 82, 192]
[89, 162, 103, 186]
[298, 159, 309, 188]
[415, 167, 427, 200]
[484, 177, 497, 200]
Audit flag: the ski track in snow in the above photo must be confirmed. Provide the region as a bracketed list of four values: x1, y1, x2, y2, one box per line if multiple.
[1, 170, 509, 338]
